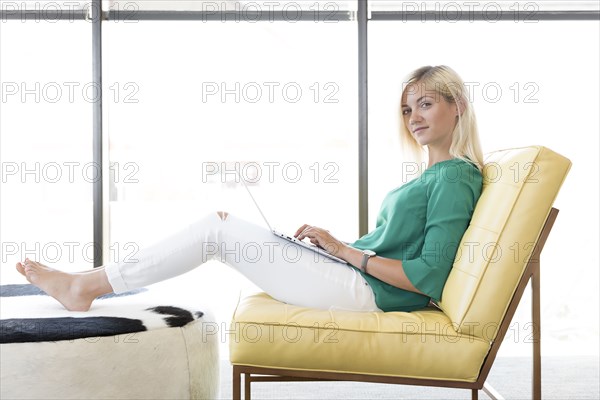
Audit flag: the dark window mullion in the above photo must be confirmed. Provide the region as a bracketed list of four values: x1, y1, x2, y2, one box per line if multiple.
[370, 10, 600, 21]
[92, 0, 103, 267]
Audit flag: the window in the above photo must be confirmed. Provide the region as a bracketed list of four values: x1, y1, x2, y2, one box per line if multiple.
[105, 20, 359, 250]
[1, 20, 93, 276]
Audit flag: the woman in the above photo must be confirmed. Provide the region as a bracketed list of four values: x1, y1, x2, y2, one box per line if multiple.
[17, 65, 484, 313]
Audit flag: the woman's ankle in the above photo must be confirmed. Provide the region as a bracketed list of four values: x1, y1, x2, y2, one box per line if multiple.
[75, 270, 113, 301]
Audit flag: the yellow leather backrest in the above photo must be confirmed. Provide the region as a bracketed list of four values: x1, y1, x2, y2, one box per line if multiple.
[438, 146, 571, 339]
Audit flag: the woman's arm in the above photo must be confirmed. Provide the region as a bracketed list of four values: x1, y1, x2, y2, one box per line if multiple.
[295, 224, 425, 296]
[339, 245, 426, 296]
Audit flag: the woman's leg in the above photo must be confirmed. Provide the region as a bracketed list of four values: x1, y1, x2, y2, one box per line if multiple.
[107, 211, 379, 311]
[15, 212, 235, 310]
[19, 211, 379, 312]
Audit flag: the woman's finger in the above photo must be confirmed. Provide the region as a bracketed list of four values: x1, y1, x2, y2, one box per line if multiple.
[294, 224, 310, 237]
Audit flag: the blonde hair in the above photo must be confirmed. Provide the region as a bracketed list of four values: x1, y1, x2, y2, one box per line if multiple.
[399, 65, 484, 172]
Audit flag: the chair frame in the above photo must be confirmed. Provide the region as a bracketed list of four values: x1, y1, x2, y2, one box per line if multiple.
[232, 207, 559, 400]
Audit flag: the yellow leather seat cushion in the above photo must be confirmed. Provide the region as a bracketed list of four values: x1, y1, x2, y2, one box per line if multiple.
[230, 292, 491, 382]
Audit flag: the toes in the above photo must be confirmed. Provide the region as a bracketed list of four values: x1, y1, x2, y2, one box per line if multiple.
[26, 259, 51, 271]
[23, 262, 35, 274]
[23, 261, 34, 272]
[16, 262, 26, 276]
[27, 259, 39, 267]
[24, 269, 37, 284]
[23, 259, 40, 271]
[22, 268, 35, 283]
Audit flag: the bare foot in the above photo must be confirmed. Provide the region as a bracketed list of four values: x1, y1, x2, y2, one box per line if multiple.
[22, 259, 98, 312]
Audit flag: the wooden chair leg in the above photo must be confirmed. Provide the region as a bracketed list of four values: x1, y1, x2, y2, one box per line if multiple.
[532, 261, 542, 400]
[233, 366, 241, 400]
[245, 373, 252, 400]
[471, 389, 479, 400]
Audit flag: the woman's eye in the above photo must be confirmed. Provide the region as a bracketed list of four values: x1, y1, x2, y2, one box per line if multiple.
[420, 102, 431, 108]
[402, 109, 411, 115]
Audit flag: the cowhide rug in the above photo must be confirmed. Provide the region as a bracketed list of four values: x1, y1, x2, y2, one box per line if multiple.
[0, 284, 204, 343]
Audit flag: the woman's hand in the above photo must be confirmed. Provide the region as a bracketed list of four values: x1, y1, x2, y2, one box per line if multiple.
[293, 224, 348, 259]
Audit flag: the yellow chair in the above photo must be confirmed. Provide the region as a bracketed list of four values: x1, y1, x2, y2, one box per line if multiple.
[229, 145, 571, 400]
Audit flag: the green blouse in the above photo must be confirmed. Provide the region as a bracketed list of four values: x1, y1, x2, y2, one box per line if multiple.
[350, 158, 482, 312]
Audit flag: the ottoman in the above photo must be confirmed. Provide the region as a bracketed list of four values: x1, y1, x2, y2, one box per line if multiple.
[0, 284, 219, 399]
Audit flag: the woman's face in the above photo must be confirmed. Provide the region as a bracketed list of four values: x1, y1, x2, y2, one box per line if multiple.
[401, 82, 459, 149]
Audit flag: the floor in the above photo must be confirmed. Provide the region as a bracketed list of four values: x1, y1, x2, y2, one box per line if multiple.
[217, 356, 599, 400]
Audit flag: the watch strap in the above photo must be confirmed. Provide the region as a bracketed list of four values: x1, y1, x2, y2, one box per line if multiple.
[360, 251, 373, 273]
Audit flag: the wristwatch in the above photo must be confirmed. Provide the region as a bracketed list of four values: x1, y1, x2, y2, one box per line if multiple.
[360, 250, 376, 274]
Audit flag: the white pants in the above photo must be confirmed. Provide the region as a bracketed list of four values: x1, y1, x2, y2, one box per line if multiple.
[104, 212, 381, 312]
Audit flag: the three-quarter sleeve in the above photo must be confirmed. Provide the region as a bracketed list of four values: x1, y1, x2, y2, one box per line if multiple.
[401, 163, 481, 301]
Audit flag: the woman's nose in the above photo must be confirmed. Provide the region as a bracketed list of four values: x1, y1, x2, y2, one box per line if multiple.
[409, 112, 422, 125]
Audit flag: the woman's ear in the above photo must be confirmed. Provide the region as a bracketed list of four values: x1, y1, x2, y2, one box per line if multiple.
[455, 97, 466, 117]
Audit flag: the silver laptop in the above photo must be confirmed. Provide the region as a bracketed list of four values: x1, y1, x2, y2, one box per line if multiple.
[239, 176, 348, 264]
